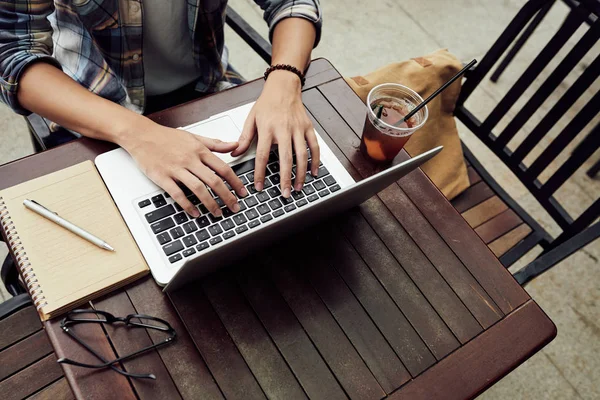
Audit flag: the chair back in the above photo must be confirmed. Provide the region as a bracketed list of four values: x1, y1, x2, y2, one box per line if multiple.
[455, 0, 599, 247]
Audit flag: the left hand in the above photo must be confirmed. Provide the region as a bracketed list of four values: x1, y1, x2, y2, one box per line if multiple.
[231, 70, 320, 198]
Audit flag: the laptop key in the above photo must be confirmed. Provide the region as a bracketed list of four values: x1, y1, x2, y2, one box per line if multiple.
[182, 235, 197, 247]
[268, 163, 280, 174]
[317, 166, 329, 178]
[324, 175, 337, 186]
[257, 192, 270, 203]
[239, 175, 248, 185]
[223, 231, 236, 240]
[151, 194, 166, 206]
[246, 184, 258, 194]
[195, 229, 210, 242]
[151, 217, 175, 234]
[247, 172, 254, 182]
[268, 198, 282, 210]
[269, 151, 278, 162]
[305, 173, 314, 183]
[273, 209, 285, 218]
[235, 225, 248, 234]
[244, 196, 258, 208]
[170, 227, 184, 239]
[313, 180, 326, 191]
[263, 178, 273, 189]
[233, 214, 247, 225]
[238, 201, 247, 211]
[330, 184, 341, 192]
[270, 174, 281, 185]
[174, 212, 188, 225]
[232, 158, 255, 176]
[188, 195, 200, 205]
[163, 240, 184, 256]
[145, 204, 175, 223]
[318, 189, 330, 197]
[196, 216, 210, 228]
[245, 209, 259, 220]
[208, 213, 222, 223]
[183, 248, 196, 257]
[257, 204, 270, 215]
[267, 187, 281, 198]
[223, 208, 234, 218]
[297, 199, 308, 207]
[221, 219, 235, 231]
[214, 197, 225, 207]
[284, 204, 296, 212]
[280, 196, 293, 205]
[291, 191, 305, 200]
[156, 232, 171, 245]
[199, 204, 209, 214]
[183, 221, 197, 234]
[164, 192, 170, 198]
[302, 185, 315, 195]
[196, 242, 210, 252]
[175, 203, 183, 212]
[260, 214, 273, 223]
[249, 220, 261, 229]
[308, 194, 319, 202]
[208, 224, 223, 236]
[209, 236, 223, 245]
[138, 199, 151, 208]
[169, 253, 182, 264]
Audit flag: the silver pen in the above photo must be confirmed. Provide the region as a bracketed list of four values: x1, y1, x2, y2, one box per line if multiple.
[23, 199, 115, 251]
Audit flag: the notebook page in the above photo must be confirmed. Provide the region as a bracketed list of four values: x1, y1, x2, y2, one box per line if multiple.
[0, 161, 148, 319]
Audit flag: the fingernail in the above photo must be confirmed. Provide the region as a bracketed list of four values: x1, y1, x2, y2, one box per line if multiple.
[283, 187, 291, 198]
[312, 169, 318, 176]
[255, 182, 263, 191]
[233, 203, 241, 213]
[191, 209, 200, 218]
[214, 209, 223, 217]
[241, 187, 248, 196]
[294, 183, 302, 192]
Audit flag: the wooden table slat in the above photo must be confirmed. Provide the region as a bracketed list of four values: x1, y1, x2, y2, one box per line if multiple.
[0, 329, 53, 380]
[202, 275, 308, 400]
[92, 291, 183, 400]
[450, 182, 495, 213]
[26, 377, 73, 400]
[305, 244, 411, 392]
[325, 223, 436, 376]
[268, 257, 386, 400]
[0, 353, 63, 400]
[169, 286, 266, 400]
[338, 209, 459, 359]
[237, 266, 348, 400]
[126, 279, 224, 400]
[389, 300, 556, 400]
[302, 87, 484, 343]
[45, 311, 138, 400]
[0, 306, 41, 351]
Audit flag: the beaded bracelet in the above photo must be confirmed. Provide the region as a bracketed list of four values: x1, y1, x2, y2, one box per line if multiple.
[264, 64, 306, 86]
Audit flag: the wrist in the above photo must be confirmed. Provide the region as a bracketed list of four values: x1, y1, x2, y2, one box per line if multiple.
[109, 110, 156, 150]
[264, 70, 302, 94]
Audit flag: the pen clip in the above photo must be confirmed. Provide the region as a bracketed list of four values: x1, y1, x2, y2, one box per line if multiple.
[29, 200, 59, 215]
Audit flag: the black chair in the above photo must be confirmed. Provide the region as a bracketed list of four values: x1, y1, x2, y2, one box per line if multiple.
[453, 0, 599, 284]
[27, 5, 273, 152]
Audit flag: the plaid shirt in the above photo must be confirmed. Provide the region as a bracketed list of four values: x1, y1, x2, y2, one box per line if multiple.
[0, 0, 321, 115]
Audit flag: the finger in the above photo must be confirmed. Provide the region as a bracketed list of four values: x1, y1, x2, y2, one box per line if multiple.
[197, 136, 239, 153]
[192, 163, 239, 213]
[253, 132, 272, 192]
[177, 169, 222, 217]
[158, 176, 199, 218]
[305, 128, 320, 176]
[231, 108, 257, 157]
[293, 132, 308, 192]
[277, 133, 293, 198]
[203, 152, 248, 198]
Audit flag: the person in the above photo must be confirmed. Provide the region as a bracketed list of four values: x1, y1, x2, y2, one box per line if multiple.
[0, 0, 322, 219]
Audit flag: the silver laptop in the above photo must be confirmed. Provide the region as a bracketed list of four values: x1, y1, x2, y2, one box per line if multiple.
[95, 102, 442, 291]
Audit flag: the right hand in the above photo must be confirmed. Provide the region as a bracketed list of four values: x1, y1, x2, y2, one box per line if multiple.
[121, 120, 247, 218]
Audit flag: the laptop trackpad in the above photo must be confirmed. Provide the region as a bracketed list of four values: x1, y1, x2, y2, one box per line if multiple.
[180, 115, 257, 166]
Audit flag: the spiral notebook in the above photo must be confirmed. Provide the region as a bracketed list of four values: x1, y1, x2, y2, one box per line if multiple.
[0, 161, 149, 321]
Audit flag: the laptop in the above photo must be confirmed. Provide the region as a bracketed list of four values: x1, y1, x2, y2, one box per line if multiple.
[95, 102, 442, 291]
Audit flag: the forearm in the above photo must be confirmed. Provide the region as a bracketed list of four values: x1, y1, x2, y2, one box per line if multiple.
[270, 17, 316, 72]
[17, 62, 148, 146]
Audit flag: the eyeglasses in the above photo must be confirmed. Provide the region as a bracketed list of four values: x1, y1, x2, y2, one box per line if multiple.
[58, 309, 176, 380]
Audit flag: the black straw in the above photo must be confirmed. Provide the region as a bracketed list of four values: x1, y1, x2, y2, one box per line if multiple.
[394, 59, 477, 126]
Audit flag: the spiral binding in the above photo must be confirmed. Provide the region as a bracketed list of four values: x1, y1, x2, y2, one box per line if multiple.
[0, 197, 48, 310]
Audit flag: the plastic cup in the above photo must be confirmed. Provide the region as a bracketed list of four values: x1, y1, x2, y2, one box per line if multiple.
[360, 83, 428, 163]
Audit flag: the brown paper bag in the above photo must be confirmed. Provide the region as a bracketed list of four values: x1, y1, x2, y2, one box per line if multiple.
[345, 49, 470, 200]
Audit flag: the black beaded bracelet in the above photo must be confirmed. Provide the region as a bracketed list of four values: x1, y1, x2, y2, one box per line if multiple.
[264, 64, 306, 86]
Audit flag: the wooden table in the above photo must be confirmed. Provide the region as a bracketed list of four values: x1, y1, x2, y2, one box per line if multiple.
[0, 59, 555, 400]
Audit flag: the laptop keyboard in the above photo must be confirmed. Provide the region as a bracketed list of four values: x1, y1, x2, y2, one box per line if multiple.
[138, 151, 341, 264]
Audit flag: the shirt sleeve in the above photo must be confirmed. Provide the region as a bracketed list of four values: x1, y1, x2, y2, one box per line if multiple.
[0, 0, 62, 115]
[255, 0, 322, 47]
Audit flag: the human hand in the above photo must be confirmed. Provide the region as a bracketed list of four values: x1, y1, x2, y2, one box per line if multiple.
[121, 119, 247, 218]
[231, 71, 320, 198]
